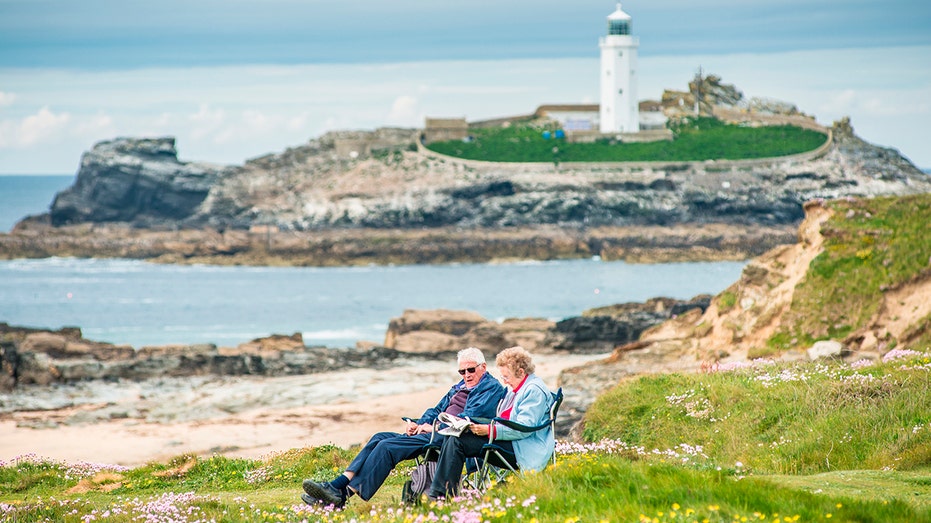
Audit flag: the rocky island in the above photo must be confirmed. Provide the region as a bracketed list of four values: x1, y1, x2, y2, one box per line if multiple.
[3, 76, 929, 265]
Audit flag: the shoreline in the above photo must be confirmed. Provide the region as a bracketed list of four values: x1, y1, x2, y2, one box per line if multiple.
[1, 222, 795, 266]
[0, 352, 607, 466]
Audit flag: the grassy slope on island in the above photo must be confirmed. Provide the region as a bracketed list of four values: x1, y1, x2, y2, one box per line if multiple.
[426, 116, 828, 163]
[768, 193, 931, 353]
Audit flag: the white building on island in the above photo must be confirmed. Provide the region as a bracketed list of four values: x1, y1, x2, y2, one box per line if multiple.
[427, 3, 670, 142]
[599, 3, 639, 134]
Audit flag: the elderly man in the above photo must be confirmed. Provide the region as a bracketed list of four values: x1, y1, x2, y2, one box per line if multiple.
[300, 346, 506, 508]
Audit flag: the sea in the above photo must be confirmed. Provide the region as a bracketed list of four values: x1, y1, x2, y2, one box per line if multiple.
[0, 174, 747, 349]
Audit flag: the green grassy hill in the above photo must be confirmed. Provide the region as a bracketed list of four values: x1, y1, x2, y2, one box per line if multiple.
[425, 117, 828, 163]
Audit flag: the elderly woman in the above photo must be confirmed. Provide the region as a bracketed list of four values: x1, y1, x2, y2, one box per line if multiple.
[427, 345, 555, 500]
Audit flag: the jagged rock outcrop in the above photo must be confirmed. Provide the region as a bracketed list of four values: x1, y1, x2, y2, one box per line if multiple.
[384, 309, 557, 354]
[0, 323, 428, 391]
[48, 137, 226, 228]
[1, 295, 705, 391]
[381, 298, 710, 356]
[545, 296, 711, 353]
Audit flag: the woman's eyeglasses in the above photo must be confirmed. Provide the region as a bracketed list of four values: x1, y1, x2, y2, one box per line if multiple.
[458, 366, 479, 375]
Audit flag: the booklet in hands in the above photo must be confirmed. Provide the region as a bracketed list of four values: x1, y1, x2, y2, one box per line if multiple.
[437, 412, 471, 436]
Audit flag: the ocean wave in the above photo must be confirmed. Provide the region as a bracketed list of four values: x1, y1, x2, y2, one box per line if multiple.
[303, 327, 381, 341]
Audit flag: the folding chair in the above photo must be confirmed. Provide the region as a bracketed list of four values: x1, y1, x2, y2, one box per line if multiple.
[473, 387, 563, 491]
[400, 416, 479, 503]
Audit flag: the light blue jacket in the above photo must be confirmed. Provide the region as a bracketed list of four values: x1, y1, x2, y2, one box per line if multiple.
[491, 374, 555, 472]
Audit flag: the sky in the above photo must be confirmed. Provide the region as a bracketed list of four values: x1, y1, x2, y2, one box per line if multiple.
[1, 0, 930, 174]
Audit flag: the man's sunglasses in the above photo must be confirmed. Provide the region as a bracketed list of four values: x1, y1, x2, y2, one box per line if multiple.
[458, 365, 480, 375]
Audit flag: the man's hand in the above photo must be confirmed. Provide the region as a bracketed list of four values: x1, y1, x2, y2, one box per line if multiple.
[405, 421, 433, 435]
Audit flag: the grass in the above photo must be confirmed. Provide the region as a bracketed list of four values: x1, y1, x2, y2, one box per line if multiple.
[770, 193, 931, 351]
[3, 351, 930, 522]
[425, 116, 828, 163]
[581, 353, 931, 475]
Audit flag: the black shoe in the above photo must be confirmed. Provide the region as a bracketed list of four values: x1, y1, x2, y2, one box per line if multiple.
[301, 479, 346, 508]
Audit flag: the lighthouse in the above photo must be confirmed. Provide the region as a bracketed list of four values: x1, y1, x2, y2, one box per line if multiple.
[599, 3, 639, 134]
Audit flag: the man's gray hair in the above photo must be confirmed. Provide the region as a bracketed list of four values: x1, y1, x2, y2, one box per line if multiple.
[457, 347, 486, 365]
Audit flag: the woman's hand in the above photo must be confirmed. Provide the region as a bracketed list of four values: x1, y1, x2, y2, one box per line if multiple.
[470, 423, 490, 436]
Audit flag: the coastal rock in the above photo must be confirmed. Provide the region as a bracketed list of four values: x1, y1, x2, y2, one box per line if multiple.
[230, 332, 306, 355]
[384, 309, 557, 354]
[0, 324, 442, 389]
[545, 296, 711, 353]
[382, 300, 709, 357]
[807, 340, 845, 360]
[385, 309, 487, 348]
[48, 137, 225, 228]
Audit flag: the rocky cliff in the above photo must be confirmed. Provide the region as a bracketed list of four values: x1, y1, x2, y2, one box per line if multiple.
[5, 116, 927, 265]
[45, 119, 930, 232]
[48, 137, 224, 227]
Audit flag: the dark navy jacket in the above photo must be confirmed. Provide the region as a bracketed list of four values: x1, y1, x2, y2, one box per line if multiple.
[417, 371, 506, 425]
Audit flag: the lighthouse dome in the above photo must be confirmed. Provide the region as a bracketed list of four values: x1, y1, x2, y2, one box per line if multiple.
[608, 3, 632, 21]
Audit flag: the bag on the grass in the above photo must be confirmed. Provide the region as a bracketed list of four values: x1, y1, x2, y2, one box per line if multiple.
[402, 461, 437, 505]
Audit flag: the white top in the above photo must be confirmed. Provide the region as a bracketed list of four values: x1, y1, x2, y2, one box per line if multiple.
[608, 3, 631, 21]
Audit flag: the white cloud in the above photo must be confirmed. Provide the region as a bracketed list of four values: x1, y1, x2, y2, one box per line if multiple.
[0, 91, 15, 106]
[286, 113, 309, 132]
[74, 113, 114, 136]
[387, 95, 420, 126]
[819, 89, 858, 114]
[187, 104, 226, 140]
[0, 106, 71, 148]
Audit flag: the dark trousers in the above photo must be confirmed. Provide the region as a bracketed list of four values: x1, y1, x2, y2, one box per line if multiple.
[345, 431, 435, 500]
[429, 432, 515, 498]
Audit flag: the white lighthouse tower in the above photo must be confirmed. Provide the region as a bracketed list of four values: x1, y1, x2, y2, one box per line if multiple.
[599, 3, 639, 134]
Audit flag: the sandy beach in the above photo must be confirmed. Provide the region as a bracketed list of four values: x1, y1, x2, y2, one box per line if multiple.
[0, 351, 605, 467]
